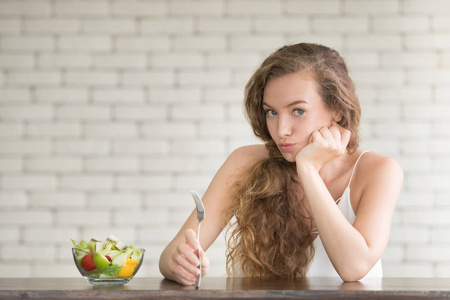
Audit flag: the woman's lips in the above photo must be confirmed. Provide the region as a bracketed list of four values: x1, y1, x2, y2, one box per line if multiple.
[279, 143, 295, 152]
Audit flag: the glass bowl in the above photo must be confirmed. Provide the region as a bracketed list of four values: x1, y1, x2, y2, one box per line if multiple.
[72, 248, 145, 285]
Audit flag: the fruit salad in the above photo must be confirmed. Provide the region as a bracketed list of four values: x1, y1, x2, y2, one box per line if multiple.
[72, 234, 144, 279]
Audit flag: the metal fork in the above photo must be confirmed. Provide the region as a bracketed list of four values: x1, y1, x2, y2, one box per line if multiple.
[190, 190, 205, 288]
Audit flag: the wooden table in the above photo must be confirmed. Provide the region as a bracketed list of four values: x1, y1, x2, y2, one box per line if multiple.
[1, 277, 449, 299]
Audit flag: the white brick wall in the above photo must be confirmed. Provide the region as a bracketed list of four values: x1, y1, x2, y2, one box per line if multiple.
[0, 0, 449, 279]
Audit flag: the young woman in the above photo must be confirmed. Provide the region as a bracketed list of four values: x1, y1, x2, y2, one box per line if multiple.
[159, 43, 403, 285]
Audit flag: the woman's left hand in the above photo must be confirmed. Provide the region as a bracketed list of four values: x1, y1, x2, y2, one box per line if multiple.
[295, 121, 351, 172]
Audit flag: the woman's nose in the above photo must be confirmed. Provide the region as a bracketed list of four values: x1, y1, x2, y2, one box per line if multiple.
[278, 116, 292, 137]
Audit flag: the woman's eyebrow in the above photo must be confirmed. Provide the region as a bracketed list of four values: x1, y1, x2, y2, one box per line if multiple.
[262, 100, 309, 108]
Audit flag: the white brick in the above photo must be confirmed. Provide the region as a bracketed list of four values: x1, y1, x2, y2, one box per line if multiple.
[0, 141, 51, 155]
[434, 157, 450, 172]
[65, 71, 118, 86]
[396, 156, 432, 173]
[0, 211, 52, 225]
[432, 16, 450, 30]
[115, 36, 170, 51]
[347, 35, 402, 50]
[144, 193, 193, 208]
[112, 140, 168, 155]
[381, 53, 437, 68]
[0, 18, 21, 33]
[431, 229, 450, 243]
[1, 245, 55, 261]
[38, 54, 91, 68]
[26, 157, 82, 172]
[373, 17, 429, 32]
[122, 71, 175, 86]
[0, 228, 20, 242]
[79, 228, 136, 244]
[0, 123, 22, 137]
[402, 0, 450, 13]
[359, 139, 400, 156]
[403, 105, 450, 119]
[173, 36, 226, 51]
[140, 18, 194, 34]
[206, 53, 260, 69]
[58, 36, 111, 51]
[26, 122, 81, 137]
[432, 122, 450, 137]
[0, 89, 30, 102]
[142, 158, 198, 173]
[0, 192, 27, 207]
[84, 123, 138, 138]
[253, 17, 309, 33]
[0, 1, 51, 16]
[85, 157, 139, 173]
[56, 211, 110, 225]
[2, 175, 57, 190]
[93, 88, 144, 103]
[230, 35, 285, 51]
[405, 34, 450, 50]
[115, 210, 168, 226]
[139, 227, 179, 243]
[382, 245, 404, 262]
[114, 106, 167, 120]
[406, 245, 450, 262]
[389, 227, 430, 244]
[378, 87, 432, 103]
[178, 70, 231, 87]
[88, 193, 141, 209]
[360, 104, 400, 120]
[60, 175, 114, 191]
[54, 140, 110, 155]
[35, 88, 88, 103]
[285, 0, 340, 14]
[172, 140, 226, 156]
[170, 0, 223, 15]
[117, 175, 171, 191]
[227, 0, 281, 15]
[149, 88, 201, 104]
[170, 105, 225, 121]
[0, 54, 34, 68]
[436, 192, 450, 207]
[32, 263, 78, 278]
[345, 53, 379, 68]
[403, 209, 450, 226]
[24, 19, 80, 33]
[408, 174, 450, 191]
[23, 228, 78, 243]
[0, 105, 53, 120]
[29, 193, 86, 208]
[373, 122, 431, 138]
[0, 158, 22, 172]
[313, 17, 369, 33]
[436, 264, 450, 277]
[174, 175, 212, 192]
[401, 140, 450, 156]
[352, 70, 405, 87]
[199, 122, 253, 138]
[203, 88, 243, 103]
[57, 105, 110, 120]
[150, 53, 203, 68]
[112, 0, 166, 16]
[7, 71, 61, 85]
[287, 35, 345, 52]
[141, 123, 196, 138]
[55, 1, 108, 16]
[383, 263, 433, 277]
[82, 19, 136, 34]
[344, 0, 399, 14]
[93, 54, 146, 69]
[197, 18, 250, 33]
[1, 36, 54, 51]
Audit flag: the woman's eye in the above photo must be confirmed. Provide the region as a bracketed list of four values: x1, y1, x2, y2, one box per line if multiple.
[266, 109, 277, 116]
[293, 109, 304, 116]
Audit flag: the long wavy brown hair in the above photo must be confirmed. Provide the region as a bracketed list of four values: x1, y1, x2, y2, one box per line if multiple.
[224, 43, 362, 278]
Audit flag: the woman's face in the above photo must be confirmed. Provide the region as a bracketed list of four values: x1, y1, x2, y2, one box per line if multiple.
[262, 71, 339, 162]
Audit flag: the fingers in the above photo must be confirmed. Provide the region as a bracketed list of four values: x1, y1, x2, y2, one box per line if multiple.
[185, 228, 199, 250]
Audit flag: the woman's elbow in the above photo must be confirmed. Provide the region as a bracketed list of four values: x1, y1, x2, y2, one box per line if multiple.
[337, 262, 372, 282]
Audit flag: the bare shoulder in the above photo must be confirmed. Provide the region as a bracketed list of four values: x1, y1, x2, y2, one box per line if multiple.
[227, 144, 269, 169]
[354, 150, 404, 198]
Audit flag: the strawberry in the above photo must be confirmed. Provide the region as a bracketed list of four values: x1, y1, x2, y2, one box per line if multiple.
[106, 255, 112, 262]
[81, 253, 97, 271]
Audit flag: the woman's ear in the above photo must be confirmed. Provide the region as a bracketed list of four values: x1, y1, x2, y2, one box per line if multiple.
[333, 111, 343, 123]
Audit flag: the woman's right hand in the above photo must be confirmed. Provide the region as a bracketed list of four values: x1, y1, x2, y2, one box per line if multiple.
[167, 228, 209, 286]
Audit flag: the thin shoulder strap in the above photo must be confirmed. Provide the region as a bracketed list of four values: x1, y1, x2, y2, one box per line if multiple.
[347, 150, 370, 188]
